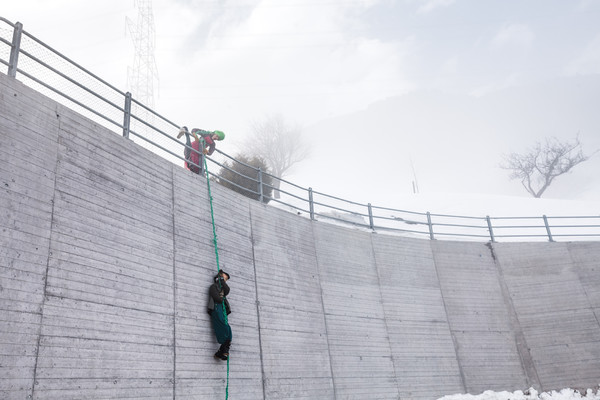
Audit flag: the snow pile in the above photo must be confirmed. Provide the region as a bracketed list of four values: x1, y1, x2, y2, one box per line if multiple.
[438, 388, 600, 400]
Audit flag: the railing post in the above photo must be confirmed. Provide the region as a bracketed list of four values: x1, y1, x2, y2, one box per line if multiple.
[308, 187, 315, 220]
[8, 22, 23, 78]
[486, 215, 495, 242]
[258, 167, 264, 203]
[426, 211, 435, 240]
[543, 215, 554, 242]
[367, 203, 374, 230]
[122, 92, 132, 138]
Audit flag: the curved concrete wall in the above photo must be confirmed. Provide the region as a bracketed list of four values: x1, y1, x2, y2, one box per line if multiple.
[1, 72, 600, 400]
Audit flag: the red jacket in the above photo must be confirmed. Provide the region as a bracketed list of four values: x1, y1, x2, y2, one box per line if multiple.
[187, 134, 215, 172]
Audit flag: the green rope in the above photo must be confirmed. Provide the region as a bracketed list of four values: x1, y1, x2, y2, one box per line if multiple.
[201, 146, 230, 400]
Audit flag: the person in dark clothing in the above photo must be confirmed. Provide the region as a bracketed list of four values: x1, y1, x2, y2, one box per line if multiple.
[207, 270, 232, 361]
[177, 126, 225, 174]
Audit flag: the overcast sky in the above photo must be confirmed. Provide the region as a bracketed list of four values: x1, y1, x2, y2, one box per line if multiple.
[3, 0, 600, 206]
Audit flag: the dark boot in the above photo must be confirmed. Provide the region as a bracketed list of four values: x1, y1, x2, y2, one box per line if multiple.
[222, 340, 231, 357]
[214, 341, 231, 361]
[214, 348, 227, 361]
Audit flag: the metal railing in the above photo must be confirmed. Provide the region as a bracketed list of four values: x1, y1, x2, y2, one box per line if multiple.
[2, 16, 599, 243]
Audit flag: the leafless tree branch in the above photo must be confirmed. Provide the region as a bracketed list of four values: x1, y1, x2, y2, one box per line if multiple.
[242, 114, 312, 198]
[500, 134, 592, 198]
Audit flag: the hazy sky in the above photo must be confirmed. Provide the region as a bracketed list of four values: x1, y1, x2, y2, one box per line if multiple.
[3, 0, 600, 205]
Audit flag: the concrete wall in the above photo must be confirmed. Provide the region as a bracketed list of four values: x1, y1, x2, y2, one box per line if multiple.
[1, 72, 600, 400]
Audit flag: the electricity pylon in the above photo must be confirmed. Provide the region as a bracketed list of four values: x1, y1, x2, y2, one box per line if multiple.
[127, 0, 158, 108]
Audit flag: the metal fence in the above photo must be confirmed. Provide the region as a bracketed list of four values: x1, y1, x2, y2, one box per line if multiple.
[2, 17, 599, 243]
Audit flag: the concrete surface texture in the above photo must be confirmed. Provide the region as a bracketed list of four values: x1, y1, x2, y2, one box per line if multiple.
[1, 71, 600, 400]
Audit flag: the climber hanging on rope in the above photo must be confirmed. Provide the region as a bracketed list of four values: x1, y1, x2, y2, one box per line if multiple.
[177, 126, 225, 174]
[196, 142, 231, 398]
[207, 270, 233, 361]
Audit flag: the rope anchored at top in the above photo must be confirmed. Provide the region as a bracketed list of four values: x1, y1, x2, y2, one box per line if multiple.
[201, 143, 230, 399]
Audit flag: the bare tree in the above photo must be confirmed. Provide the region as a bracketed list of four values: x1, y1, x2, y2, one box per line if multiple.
[243, 114, 311, 199]
[500, 135, 594, 198]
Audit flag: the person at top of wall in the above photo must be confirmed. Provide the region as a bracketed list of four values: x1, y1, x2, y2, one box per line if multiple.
[207, 270, 232, 361]
[177, 126, 225, 174]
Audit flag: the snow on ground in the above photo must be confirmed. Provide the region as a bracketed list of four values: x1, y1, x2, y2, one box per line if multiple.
[378, 192, 600, 218]
[438, 388, 600, 400]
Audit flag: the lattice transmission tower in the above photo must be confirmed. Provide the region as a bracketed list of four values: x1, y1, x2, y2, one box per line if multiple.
[127, 0, 159, 108]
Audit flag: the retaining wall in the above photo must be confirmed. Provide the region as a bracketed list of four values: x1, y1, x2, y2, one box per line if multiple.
[1, 72, 600, 400]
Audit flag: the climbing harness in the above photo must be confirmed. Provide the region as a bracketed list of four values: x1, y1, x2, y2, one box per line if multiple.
[202, 145, 230, 399]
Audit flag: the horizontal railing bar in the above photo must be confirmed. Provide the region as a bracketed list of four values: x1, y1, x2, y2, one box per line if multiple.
[129, 114, 184, 148]
[547, 225, 600, 229]
[373, 215, 426, 225]
[127, 129, 191, 167]
[202, 157, 261, 185]
[491, 225, 553, 229]
[491, 215, 600, 221]
[275, 187, 309, 202]
[429, 212, 486, 220]
[21, 28, 127, 96]
[431, 222, 488, 229]
[269, 174, 309, 192]
[371, 204, 429, 216]
[546, 216, 600, 220]
[16, 67, 122, 129]
[213, 174, 261, 196]
[369, 225, 430, 235]
[313, 211, 371, 228]
[312, 200, 368, 217]
[494, 234, 550, 238]
[3, 16, 598, 243]
[550, 233, 600, 237]
[490, 215, 550, 220]
[130, 97, 180, 130]
[0, 16, 16, 27]
[429, 231, 491, 238]
[210, 148, 268, 175]
[20, 49, 125, 112]
[311, 188, 368, 207]
[269, 198, 311, 214]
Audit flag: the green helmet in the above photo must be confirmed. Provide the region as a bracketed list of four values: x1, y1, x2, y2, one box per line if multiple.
[213, 130, 225, 140]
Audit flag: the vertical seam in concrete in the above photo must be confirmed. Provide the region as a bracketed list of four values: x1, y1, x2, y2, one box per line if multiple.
[310, 222, 338, 400]
[31, 107, 62, 400]
[370, 234, 401, 399]
[430, 241, 468, 393]
[248, 205, 267, 400]
[486, 242, 541, 390]
[566, 243, 600, 330]
[171, 166, 177, 400]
